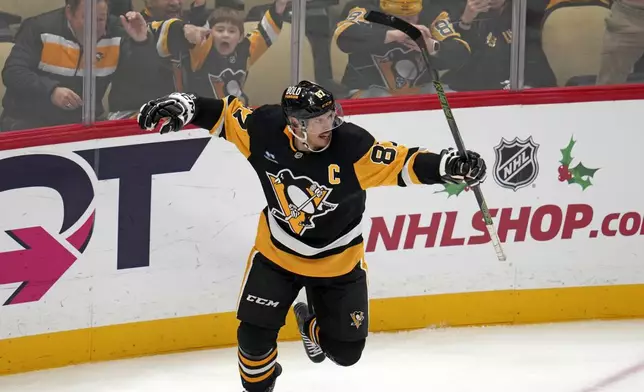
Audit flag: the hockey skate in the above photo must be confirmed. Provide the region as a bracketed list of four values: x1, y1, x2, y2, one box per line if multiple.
[293, 302, 326, 363]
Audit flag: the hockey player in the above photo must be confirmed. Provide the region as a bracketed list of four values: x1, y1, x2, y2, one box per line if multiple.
[136, 80, 487, 391]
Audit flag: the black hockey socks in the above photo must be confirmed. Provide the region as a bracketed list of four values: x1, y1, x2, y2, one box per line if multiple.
[237, 321, 281, 391]
[238, 347, 281, 392]
[293, 302, 326, 363]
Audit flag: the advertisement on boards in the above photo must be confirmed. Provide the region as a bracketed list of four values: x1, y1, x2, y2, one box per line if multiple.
[0, 100, 643, 340]
[0, 136, 211, 305]
[366, 135, 613, 252]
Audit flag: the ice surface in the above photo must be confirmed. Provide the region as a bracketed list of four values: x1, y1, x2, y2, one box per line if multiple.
[1, 319, 644, 392]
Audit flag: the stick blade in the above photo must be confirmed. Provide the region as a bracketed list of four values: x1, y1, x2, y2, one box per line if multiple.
[364, 10, 422, 41]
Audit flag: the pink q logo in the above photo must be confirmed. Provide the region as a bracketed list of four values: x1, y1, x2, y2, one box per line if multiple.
[0, 154, 95, 305]
[0, 138, 211, 306]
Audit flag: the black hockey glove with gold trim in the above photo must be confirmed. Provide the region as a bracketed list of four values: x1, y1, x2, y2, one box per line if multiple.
[439, 148, 487, 187]
[137, 92, 197, 134]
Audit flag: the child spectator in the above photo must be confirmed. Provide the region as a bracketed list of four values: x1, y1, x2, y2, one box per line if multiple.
[149, 0, 290, 105]
[107, 0, 210, 115]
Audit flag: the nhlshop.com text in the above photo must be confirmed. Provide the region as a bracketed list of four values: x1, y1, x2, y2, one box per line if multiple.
[365, 204, 644, 252]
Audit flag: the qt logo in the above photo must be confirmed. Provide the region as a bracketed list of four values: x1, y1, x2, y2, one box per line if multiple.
[0, 137, 210, 305]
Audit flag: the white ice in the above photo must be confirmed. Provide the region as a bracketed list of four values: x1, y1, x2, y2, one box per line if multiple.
[1, 319, 644, 392]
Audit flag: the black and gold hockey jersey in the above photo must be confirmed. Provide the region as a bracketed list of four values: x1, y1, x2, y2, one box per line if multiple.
[333, 0, 471, 94]
[151, 5, 284, 105]
[191, 96, 445, 278]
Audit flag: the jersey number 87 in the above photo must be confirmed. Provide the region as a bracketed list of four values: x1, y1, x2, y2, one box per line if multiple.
[370, 145, 396, 165]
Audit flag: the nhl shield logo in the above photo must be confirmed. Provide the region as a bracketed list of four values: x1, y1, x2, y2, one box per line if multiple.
[493, 136, 539, 191]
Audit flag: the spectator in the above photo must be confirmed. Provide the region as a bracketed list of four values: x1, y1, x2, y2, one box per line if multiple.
[149, 0, 291, 105]
[440, 0, 555, 91]
[597, 0, 644, 84]
[541, 0, 611, 86]
[333, 0, 470, 98]
[0, 0, 155, 132]
[107, 0, 210, 115]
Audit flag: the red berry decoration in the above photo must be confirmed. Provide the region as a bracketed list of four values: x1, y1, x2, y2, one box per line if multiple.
[464, 186, 470, 192]
[559, 136, 600, 190]
[557, 164, 572, 182]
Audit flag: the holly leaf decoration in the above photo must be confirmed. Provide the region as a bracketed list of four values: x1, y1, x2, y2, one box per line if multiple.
[567, 162, 599, 190]
[435, 182, 468, 197]
[560, 136, 576, 167]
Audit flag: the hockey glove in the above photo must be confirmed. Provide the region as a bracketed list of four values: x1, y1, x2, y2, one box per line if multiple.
[137, 92, 197, 134]
[439, 148, 487, 186]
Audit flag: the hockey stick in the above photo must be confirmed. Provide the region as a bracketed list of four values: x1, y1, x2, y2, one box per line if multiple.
[271, 187, 321, 221]
[363, 11, 507, 262]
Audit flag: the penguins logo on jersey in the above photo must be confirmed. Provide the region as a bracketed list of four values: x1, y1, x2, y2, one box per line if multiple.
[208, 68, 249, 104]
[267, 169, 338, 236]
[372, 47, 427, 90]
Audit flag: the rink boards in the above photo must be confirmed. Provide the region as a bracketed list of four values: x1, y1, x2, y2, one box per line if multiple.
[1, 99, 644, 375]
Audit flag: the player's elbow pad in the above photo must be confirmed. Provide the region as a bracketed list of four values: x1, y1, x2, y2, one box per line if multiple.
[412, 152, 443, 184]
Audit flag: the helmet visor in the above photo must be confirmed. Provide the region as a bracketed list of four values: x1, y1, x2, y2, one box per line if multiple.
[302, 103, 344, 135]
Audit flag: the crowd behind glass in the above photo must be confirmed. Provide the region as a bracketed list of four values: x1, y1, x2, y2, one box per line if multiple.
[0, 0, 642, 132]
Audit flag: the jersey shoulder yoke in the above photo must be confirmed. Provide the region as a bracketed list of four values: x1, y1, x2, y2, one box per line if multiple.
[333, 121, 376, 163]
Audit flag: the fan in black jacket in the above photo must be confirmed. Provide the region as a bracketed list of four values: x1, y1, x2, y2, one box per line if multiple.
[0, 0, 156, 131]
